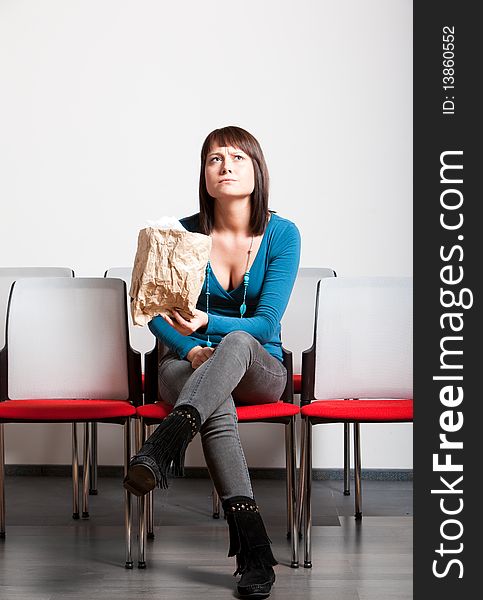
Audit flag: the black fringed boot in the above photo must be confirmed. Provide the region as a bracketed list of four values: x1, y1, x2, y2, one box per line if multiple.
[123, 404, 201, 496]
[222, 496, 278, 599]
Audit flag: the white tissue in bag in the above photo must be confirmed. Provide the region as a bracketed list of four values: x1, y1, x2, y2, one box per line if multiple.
[145, 216, 186, 230]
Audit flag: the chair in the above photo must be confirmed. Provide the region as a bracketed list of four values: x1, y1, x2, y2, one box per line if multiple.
[137, 267, 336, 570]
[0, 267, 79, 514]
[0, 277, 142, 567]
[299, 276, 413, 568]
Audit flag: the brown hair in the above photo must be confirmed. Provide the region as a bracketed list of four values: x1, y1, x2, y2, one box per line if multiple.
[198, 126, 271, 236]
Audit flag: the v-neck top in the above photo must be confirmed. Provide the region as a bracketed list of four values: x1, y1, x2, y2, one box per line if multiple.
[209, 222, 267, 294]
[148, 211, 301, 362]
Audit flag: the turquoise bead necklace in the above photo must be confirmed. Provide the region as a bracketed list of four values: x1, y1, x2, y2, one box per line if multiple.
[204, 234, 255, 348]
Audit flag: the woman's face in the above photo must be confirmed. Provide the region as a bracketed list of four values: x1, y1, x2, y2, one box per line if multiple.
[204, 144, 255, 202]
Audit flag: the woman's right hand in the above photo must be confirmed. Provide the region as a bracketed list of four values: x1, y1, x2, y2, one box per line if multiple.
[186, 345, 215, 369]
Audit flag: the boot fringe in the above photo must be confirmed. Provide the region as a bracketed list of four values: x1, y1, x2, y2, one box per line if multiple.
[134, 404, 201, 489]
[222, 496, 278, 569]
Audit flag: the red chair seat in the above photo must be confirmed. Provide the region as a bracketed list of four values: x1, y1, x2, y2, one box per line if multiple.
[236, 402, 299, 421]
[293, 374, 301, 394]
[136, 401, 299, 422]
[0, 399, 136, 421]
[301, 399, 413, 422]
[136, 401, 172, 420]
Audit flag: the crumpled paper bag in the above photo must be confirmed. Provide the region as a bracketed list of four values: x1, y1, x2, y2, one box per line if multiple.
[129, 217, 212, 326]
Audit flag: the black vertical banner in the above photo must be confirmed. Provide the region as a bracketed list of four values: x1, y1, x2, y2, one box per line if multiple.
[414, 2, 479, 598]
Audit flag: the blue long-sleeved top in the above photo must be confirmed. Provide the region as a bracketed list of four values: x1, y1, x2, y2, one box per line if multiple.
[148, 211, 301, 362]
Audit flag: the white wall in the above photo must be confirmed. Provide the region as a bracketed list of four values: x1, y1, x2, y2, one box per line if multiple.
[0, 0, 413, 469]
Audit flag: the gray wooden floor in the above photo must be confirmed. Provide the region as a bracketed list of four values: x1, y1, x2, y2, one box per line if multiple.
[0, 476, 412, 599]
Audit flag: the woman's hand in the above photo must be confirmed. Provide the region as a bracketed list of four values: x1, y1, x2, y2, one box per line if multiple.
[162, 308, 209, 336]
[186, 345, 215, 369]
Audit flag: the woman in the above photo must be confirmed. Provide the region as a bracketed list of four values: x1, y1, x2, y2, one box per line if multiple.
[124, 125, 301, 598]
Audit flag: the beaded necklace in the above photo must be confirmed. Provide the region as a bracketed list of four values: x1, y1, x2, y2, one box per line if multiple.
[204, 234, 255, 348]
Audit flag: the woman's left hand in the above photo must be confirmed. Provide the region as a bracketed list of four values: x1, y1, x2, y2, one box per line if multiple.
[162, 308, 208, 335]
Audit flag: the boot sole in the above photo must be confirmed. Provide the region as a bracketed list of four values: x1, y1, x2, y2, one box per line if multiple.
[237, 572, 276, 598]
[123, 464, 157, 497]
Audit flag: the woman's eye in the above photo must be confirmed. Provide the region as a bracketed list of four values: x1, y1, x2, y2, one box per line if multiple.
[209, 155, 244, 163]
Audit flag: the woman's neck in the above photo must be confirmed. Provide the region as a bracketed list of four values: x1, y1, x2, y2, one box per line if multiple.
[212, 199, 251, 236]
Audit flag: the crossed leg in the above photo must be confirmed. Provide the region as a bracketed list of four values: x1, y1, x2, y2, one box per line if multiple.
[157, 331, 287, 501]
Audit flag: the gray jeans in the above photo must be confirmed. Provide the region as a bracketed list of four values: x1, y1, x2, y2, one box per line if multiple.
[157, 330, 287, 502]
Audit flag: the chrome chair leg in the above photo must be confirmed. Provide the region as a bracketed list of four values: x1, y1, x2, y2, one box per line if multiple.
[296, 419, 306, 535]
[124, 419, 133, 569]
[146, 490, 154, 539]
[138, 489, 146, 568]
[303, 418, 312, 568]
[82, 423, 90, 518]
[136, 418, 146, 568]
[286, 417, 299, 568]
[212, 486, 220, 519]
[344, 422, 351, 495]
[0, 424, 5, 538]
[146, 424, 155, 539]
[72, 423, 80, 520]
[89, 422, 98, 495]
[285, 423, 291, 538]
[354, 422, 362, 520]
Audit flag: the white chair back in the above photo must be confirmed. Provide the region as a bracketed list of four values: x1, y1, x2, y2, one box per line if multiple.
[105, 267, 156, 359]
[0, 267, 73, 349]
[314, 277, 412, 400]
[281, 268, 335, 373]
[6, 278, 130, 400]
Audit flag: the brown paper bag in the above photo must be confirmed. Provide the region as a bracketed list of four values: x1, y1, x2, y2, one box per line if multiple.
[129, 227, 212, 326]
